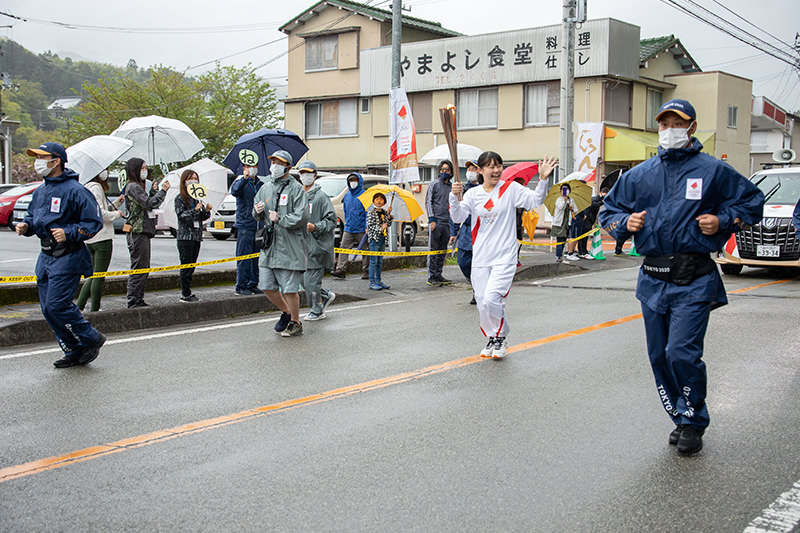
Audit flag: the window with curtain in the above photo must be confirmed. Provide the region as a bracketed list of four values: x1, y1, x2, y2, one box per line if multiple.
[525, 82, 560, 126]
[305, 34, 338, 71]
[646, 89, 663, 130]
[305, 98, 358, 137]
[728, 105, 738, 129]
[408, 92, 432, 133]
[604, 82, 631, 125]
[457, 87, 497, 129]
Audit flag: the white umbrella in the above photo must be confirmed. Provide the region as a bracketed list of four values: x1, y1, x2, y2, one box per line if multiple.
[419, 143, 483, 167]
[162, 158, 230, 229]
[559, 170, 591, 183]
[66, 135, 134, 184]
[111, 115, 203, 165]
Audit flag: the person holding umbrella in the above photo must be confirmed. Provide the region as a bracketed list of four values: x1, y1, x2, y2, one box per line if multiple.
[123, 157, 170, 308]
[253, 150, 309, 337]
[551, 183, 579, 263]
[230, 158, 263, 296]
[16, 142, 106, 368]
[76, 169, 125, 312]
[450, 151, 557, 359]
[299, 161, 337, 321]
[174, 169, 212, 302]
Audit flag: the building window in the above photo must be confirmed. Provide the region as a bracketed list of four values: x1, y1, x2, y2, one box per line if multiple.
[646, 89, 663, 130]
[750, 131, 768, 152]
[408, 92, 432, 133]
[604, 82, 631, 125]
[360, 98, 371, 114]
[728, 105, 738, 129]
[305, 34, 338, 72]
[525, 81, 559, 126]
[457, 87, 497, 129]
[305, 99, 358, 137]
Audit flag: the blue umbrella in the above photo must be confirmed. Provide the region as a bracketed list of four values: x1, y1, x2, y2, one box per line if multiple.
[222, 128, 308, 177]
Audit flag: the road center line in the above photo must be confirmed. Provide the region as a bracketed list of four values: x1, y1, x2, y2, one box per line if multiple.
[744, 479, 800, 533]
[0, 312, 643, 484]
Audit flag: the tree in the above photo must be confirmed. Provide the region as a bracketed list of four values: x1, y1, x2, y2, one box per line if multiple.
[10, 152, 39, 183]
[64, 63, 283, 163]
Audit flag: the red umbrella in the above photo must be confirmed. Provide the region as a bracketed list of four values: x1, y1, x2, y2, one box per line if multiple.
[501, 162, 539, 186]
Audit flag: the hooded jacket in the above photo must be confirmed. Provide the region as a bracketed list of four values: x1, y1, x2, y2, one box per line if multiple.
[342, 173, 367, 233]
[230, 174, 263, 230]
[252, 173, 309, 271]
[175, 195, 211, 241]
[22, 168, 103, 277]
[305, 183, 337, 270]
[426, 172, 452, 224]
[599, 137, 764, 312]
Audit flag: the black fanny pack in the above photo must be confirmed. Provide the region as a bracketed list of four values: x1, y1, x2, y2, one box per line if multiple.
[254, 223, 274, 250]
[642, 253, 716, 286]
[41, 238, 84, 258]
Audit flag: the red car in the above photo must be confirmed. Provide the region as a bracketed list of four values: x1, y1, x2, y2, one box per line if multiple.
[0, 182, 43, 227]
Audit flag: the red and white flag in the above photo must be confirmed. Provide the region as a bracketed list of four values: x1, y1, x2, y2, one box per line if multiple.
[389, 87, 420, 184]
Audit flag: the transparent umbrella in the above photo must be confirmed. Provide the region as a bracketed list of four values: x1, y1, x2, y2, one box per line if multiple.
[66, 135, 133, 184]
[111, 115, 203, 166]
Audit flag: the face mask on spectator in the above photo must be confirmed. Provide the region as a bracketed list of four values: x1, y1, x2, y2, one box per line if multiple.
[140, 169, 148, 180]
[98, 170, 109, 180]
[300, 172, 315, 186]
[349, 180, 358, 189]
[271, 164, 288, 179]
[34, 159, 54, 177]
[466, 171, 478, 183]
[658, 123, 693, 150]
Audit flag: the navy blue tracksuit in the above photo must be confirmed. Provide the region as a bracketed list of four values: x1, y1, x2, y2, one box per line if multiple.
[22, 169, 104, 356]
[599, 138, 764, 430]
[230, 174, 263, 292]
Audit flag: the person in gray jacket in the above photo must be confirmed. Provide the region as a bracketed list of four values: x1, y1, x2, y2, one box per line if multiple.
[253, 150, 309, 337]
[298, 161, 337, 321]
[426, 159, 454, 286]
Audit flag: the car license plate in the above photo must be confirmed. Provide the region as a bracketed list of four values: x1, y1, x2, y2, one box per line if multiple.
[214, 221, 225, 229]
[756, 245, 779, 257]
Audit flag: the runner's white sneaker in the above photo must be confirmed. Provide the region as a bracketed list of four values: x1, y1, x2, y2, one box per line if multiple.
[491, 337, 508, 359]
[480, 338, 495, 358]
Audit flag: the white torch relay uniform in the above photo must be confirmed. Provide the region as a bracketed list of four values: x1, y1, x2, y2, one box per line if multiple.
[449, 178, 548, 338]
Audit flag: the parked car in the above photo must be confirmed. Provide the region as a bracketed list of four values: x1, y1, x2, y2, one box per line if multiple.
[0, 183, 22, 196]
[716, 165, 800, 274]
[209, 193, 237, 240]
[316, 173, 422, 246]
[3, 182, 43, 228]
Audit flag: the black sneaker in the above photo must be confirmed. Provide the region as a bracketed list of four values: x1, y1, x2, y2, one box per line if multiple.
[281, 321, 304, 337]
[180, 294, 199, 302]
[78, 332, 106, 365]
[274, 312, 291, 333]
[469, 295, 476, 305]
[53, 353, 81, 368]
[234, 288, 250, 296]
[669, 424, 686, 445]
[427, 278, 443, 287]
[331, 269, 346, 279]
[676, 426, 704, 455]
[437, 276, 452, 285]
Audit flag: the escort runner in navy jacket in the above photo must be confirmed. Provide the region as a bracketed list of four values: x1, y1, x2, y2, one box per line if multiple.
[22, 168, 104, 276]
[599, 138, 764, 312]
[342, 173, 366, 234]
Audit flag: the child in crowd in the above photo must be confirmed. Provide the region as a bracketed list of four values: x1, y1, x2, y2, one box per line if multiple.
[366, 192, 393, 291]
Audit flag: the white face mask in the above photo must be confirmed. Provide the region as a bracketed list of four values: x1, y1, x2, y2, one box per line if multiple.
[98, 170, 109, 180]
[659, 123, 693, 150]
[349, 180, 358, 189]
[466, 171, 478, 183]
[271, 164, 287, 179]
[299, 172, 315, 186]
[34, 159, 53, 177]
[140, 169, 148, 180]
[244, 166, 257, 178]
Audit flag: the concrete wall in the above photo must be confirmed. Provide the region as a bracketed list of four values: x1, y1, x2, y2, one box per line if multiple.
[639, 51, 684, 81]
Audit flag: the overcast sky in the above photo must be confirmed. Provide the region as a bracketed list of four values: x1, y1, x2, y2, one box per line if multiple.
[2, 0, 798, 111]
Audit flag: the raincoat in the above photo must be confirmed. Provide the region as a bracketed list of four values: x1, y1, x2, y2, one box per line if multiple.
[342, 173, 366, 233]
[252, 174, 309, 271]
[305, 183, 336, 270]
[230, 174, 263, 230]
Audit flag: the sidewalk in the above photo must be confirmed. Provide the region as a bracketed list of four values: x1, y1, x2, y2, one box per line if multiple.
[0, 244, 642, 347]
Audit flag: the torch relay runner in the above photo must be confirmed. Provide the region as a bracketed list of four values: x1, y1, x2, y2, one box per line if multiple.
[449, 151, 557, 359]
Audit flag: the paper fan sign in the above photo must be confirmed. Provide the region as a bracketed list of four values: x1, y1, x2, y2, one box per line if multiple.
[118, 169, 128, 191]
[186, 182, 209, 200]
[239, 149, 259, 167]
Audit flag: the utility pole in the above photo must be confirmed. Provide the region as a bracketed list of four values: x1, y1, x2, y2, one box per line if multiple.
[559, 0, 576, 178]
[388, 0, 403, 251]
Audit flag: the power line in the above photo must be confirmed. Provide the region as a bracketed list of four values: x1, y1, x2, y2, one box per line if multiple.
[709, 0, 796, 52]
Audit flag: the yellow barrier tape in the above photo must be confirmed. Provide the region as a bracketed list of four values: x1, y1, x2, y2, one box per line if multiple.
[519, 227, 600, 247]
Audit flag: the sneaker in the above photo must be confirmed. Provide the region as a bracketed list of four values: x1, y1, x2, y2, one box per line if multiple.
[614, 251, 625, 257]
[491, 337, 508, 359]
[580, 253, 594, 260]
[331, 269, 346, 279]
[361, 271, 370, 280]
[369, 283, 383, 290]
[78, 332, 106, 365]
[564, 253, 579, 261]
[305, 311, 325, 321]
[235, 288, 251, 296]
[180, 294, 199, 302]
[127, 300, 148, 308]
[556, 257, 564, 263]
[53, 353, 81, 368]
[469, 294, 476, 305]
[274, 312, 291, 333]
[379, 281, 391, 289]
[248, 286, 261, 295]
[281, 321, 304, 337]
[669, 424, 686, 446]
[480, 338, 496, 358]
[321, 290, 336, 311]
[676, 426, 704, 455]
[427, 278, 443, 287]
[437, 276, 452, 285]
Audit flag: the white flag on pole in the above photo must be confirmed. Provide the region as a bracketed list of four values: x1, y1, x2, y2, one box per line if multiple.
[389, 87, 420, 184]
[574, 122, 604, 174]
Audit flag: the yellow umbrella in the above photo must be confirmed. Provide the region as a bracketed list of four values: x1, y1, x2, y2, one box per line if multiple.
[544, 179, 593, 216]
[358, 184, 423, 222]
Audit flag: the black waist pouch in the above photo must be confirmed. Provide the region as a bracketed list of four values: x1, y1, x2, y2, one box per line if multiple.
[41, 238, 83, 258]
[643, 253, 715, 286]
[254, 224, 274, 250]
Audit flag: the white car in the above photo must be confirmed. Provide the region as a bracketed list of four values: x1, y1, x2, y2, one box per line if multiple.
[209, 193, 237, 240]
[716, 165, 800, 274]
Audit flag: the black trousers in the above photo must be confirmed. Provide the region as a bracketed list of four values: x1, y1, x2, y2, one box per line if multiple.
[177, 240, 201, 297]
[427, 222, 450, 280]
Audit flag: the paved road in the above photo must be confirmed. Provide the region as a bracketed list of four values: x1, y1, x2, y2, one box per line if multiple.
[1, 266, 799, 530]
